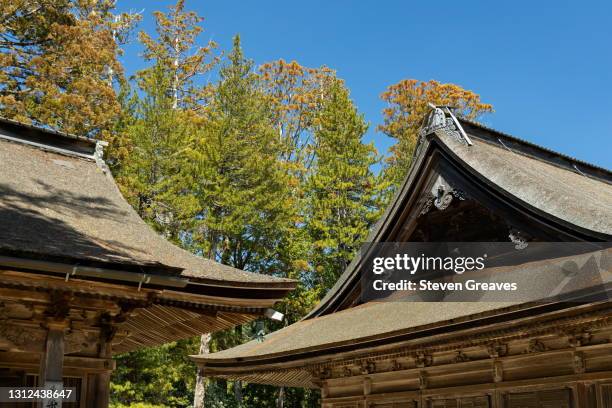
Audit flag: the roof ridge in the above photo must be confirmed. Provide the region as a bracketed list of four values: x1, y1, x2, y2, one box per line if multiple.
[0, 116, 97, 144]
[0, 117, 100, 159]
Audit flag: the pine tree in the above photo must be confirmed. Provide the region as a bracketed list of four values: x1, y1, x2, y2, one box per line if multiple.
[183, 36, 298, 407]
[114, 66, 194, 239]
[184, 36, 296, 272]
[138, 0, 218, 111]
[114, 0, 218, 238]
[307, 79, 385, 291]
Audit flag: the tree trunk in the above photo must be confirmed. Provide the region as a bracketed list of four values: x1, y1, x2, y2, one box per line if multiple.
[234, 380, 243, 404]
[276, 386, 285, 408]
[193, 333, 211, 408]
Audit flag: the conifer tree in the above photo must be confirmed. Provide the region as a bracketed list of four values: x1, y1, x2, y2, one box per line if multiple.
[183, 36, 298, 407]
[114, 66, 194, 239]
[114, 0, 218, 237]
[184, 35, 295, 272]
[307, 79, 384, 291]
[138, 0, 218, 111]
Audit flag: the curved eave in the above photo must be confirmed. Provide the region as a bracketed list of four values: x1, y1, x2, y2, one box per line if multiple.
[182, 275, 297, 290]
[0, 255, 295, 310]
[192, 302, 612, 388]
[0, 124, 297, 290]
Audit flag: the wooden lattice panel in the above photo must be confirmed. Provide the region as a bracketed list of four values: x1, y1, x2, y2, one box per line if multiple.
[430, 396, 490, 408]
[505, 389, 570, 408]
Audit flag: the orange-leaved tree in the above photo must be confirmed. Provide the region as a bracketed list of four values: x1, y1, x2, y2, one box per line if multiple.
[379, 79, 493, 189]
[0, 0, 138, 139]
[259, 59, 336, 172]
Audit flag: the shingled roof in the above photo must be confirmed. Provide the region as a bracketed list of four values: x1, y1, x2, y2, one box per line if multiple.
[191, 113, 612, 386]
[308, 116, 612, 319]
[0, 118, 295, 288]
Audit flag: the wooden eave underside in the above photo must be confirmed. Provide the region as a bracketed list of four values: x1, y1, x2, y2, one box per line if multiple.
[0, 268, 284, 354]
[113, 305, 258, 354]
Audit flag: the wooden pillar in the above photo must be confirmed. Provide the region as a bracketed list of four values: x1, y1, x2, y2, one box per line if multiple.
[39, 321, 67, 407]
[86, 340, 112, 408]
[493, 390, 504, 408]
[94, 372, 111, 408]
[86, 369, 111, 406]
[363, 377, 372, 396]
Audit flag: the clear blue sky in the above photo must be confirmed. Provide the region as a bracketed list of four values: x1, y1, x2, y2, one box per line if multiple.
[116, 0, 612, 170]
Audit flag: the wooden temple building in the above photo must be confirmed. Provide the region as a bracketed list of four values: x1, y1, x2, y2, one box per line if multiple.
[193, 108, 612, 407]
[0, 118, 296, 406]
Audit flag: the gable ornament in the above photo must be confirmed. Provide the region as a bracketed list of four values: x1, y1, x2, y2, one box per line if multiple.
[418, 104, 472, 146]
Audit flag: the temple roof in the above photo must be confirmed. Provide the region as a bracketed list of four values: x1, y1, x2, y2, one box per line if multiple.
[191, 113, 612, 386]
[191, 247, 610, 386]
[0, 118, 295, 288]
[308, 117, 612, 318]
[0, 118, 297, 353]
[439, 120, 611, 234]
[195, 302, 515, 387]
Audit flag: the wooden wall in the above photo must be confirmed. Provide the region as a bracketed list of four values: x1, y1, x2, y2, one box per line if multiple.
[319, 310, 612, 408]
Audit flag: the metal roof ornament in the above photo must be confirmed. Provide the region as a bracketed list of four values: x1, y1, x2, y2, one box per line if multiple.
[418, 104, 448, 138]
[419, 103, 473, 146]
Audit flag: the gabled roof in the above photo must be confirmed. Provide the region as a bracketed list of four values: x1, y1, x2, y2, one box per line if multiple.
[191, 112, 612, 386]
[0, 118, 296, 288]
[307, 116, 612, 318]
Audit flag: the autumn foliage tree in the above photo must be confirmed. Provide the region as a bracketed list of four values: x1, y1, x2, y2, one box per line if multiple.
[0, 0, 137, 139]
[379, 79, 493, 188]
[259, 59, 336, 172]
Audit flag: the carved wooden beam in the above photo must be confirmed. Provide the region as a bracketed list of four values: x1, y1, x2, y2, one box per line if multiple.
[0, 322, 47, 352]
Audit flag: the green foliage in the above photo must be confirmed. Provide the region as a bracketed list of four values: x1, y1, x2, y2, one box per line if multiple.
[1, 3, 492, 407]
[138, 0, 218, 110]
[114, 65, 196, 238]
[306, 79, 386, 291]
[181, 36, 297, 272]
[203, 381, 320, 408]
[111, 338, 199, 407]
